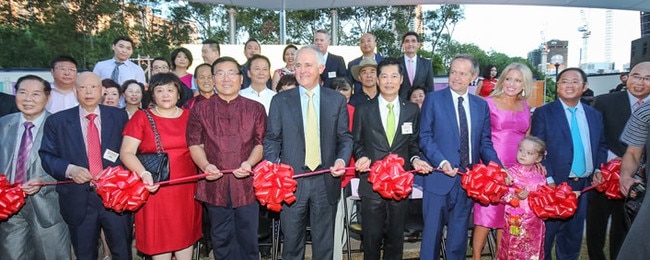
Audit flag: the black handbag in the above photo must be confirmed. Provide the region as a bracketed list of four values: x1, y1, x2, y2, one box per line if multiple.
[135, 110, 170, 182]
[624, 165, 646, 227]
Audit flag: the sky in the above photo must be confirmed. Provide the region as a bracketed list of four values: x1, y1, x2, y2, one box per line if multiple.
[424, 5, 641, 71]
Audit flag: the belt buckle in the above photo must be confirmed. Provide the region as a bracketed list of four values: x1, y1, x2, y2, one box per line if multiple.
[572, 177, 580, 181]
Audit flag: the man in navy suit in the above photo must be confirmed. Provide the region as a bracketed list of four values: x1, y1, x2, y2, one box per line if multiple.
[39, 72, 132, 260]
[264, 45, 353, 260]
[314, 29, 347, 89]
[398, 32, 434, 100]
[419, 54, 500, 260]
[346, 33, 384, 93]
[531, 68, 607, 260]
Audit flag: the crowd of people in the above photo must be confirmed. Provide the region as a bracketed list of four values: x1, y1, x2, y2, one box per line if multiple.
[0, 29, 649, 260]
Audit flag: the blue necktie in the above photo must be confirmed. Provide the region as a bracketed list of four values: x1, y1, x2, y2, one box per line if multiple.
[458, 96, 469, 168]
[568, 107, 586, 177]
[111, 61, 123, 82]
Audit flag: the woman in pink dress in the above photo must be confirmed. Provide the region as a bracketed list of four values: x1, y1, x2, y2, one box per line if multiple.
[472, 62, 534, 259]
[171, 47, 194, 88]
[499, 136, 547, 260]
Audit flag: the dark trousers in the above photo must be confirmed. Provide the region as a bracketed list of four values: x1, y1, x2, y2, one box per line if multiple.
[586, 191, 627, 260]
[280, 176, 336, 260]
[360, 196, 409, 260]
[544, 179, 589, 260]
[68, 195, 132, 260]
[420, 180, 472, 260]
[206, 202, 259, 260]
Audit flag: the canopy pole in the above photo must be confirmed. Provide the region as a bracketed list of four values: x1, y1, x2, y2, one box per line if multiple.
[228, 8, 237, 44]
[280, 10, 286, 44]
[330, 9, 338, 45]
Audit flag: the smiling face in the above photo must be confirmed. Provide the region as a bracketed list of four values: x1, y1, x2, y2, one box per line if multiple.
[294, 48, 325, 90]
[123, 83, 143, 106]
[409, 88, 425, 107]
[102, 87, 120, 107]
[248, 58, 270, 87]
[112, 40, 133, 62]
[556, 70, 587, 105]
[377, 64, 403, 100]
[15, 79, 49, 121]
[284, 47, 297, 67]
[500, 69, 524, 98]
[244, 41, 261, 59]
[627, 62, 650, 100]
[75, 72, 103, 111]
[174, 51, 190, 70]
[213, 60, 243, 101]
[448, 58, 477, 95]
[152, 83, 179, 109]
[151, 60, 170, 75]
[359, 33, 376, 56]
[402, 35, 420, 57]
[313, 32, 330, 54]
[195, 65, 214, 95]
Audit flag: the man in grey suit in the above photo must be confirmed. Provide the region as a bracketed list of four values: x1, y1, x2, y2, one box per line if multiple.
[0, 75, 71, 259]
[398, 31, 434, 100]
[264, 45, 353, 260]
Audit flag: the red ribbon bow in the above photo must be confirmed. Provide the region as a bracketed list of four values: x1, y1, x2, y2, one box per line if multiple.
[368, 154, 414, 201]
[596, 160, 623, 199]
[460, 162, 509, 205]
[253, 161, 297, 212]
[95, 166, 150, 213]
[529, 182, 578, 220]
[0, 174, 26, 221]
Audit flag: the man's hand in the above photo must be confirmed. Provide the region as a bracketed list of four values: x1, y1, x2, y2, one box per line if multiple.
[233, 161, 252, 178]
[440, 161, 458, 177]
[355, 157, 370, 172]
[413, 158, 434, 174]
[330, 160, 346, 177]
[592, 171, 603, 185]
[203, 164, 224, 181]
[68, 165, 93, 184]
[140, 172, 160, 193]
[620, 175, 641, 196]
[22, 177, 43, 195]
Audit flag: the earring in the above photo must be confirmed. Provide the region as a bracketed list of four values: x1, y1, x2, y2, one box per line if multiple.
[521, 89, 525, 97]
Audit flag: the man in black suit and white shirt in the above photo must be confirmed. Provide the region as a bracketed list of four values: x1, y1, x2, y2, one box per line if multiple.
[398, 31, 434, 100]
[264, 45, 353, 260]
[314, 29, 347, 89]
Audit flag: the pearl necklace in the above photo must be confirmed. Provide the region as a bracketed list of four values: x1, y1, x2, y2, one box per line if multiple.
[154, 106, 181, 118]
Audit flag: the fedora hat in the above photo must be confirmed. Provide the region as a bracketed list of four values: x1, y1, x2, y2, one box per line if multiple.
[351, 58, 378, 82]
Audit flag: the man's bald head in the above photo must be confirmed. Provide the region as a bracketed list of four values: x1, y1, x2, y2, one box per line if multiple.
[627, 62, 650, 100]
[75, 72, 104, 111]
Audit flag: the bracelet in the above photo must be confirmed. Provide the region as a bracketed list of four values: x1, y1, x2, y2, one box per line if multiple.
[140, 171, 152, 178]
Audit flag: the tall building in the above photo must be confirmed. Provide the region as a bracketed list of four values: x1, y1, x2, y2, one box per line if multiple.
[630, 36, 650, 68]
[641, 12, 650, 37]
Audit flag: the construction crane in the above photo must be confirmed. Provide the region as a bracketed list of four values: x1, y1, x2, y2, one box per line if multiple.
[578, 10, 591, 67]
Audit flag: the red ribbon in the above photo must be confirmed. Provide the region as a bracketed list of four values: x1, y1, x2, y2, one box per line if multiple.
[368, 154, 414, 201]
[95, 166, 150, 213]
[528, 182, 578, 220]
[253, 161, 297, 212]
[595, 160, 624, 199]
[460, 162, 509, 205]
[0, 175, 26, 221]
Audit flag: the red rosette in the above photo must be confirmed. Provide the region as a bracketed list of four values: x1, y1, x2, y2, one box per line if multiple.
[253, 161, 297, 212]
[0, 174, 26, 221]
[528, 182, 578, 220]
[596, 160, 623, 199]
[95, 166, 150, 213]
[368, 154, 414, 201]
[460, 162, 508, 205]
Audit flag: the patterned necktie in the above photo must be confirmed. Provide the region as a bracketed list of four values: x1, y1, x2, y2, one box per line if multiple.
[111, 61, 123, 82]
[633, 99, 644, 111]
[568, 107, 586, 177]
[458, 96, 469, 168]
[305, 91, 321, 171]
[408, 59, 415, 85]
[386, 103, 396, 146]
[14, 122, 35, 184]
[86, 114, 103, 176]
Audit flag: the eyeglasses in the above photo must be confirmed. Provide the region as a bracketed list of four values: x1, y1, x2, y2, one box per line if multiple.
[558, 80, 584, 85]
[54, 67, 77, 73]
[630, 74, 650, 84]
[213, 71, 241, 79]
[152, 66, 169, 70]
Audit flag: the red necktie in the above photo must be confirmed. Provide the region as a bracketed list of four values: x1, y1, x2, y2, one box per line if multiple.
[86, 114, 103, 176]
[14, 122, 34, 184]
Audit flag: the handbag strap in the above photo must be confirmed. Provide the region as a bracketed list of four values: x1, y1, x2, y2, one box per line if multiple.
[142, 109, 164, 154]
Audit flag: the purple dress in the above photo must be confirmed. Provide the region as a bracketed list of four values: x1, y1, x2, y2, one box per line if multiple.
[498, 163, 546, 260]
[473, 97, 530, 228]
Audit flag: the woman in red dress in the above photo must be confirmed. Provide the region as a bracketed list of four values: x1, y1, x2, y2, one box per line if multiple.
[475, 64, 498, 97]
[120, 73, 201, 259]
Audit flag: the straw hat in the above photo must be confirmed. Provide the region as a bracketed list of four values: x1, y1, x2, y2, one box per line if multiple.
[351, 57, 378, 82]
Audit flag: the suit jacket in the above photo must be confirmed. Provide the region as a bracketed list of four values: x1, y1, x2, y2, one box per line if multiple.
[39, 105, 128, 225]
[398, 55, 434, 99]
[321, 53, 347, 89]
[0, 92, 19, 118]
[264, 86, 353, 204]
[593, 92, 631, 157]
[531, 100, 607, 188]
[0, 112, 64, 228]
[346, 54, 384, 93]
[352, 97, 420, 199]
[419, 88, 500, 195]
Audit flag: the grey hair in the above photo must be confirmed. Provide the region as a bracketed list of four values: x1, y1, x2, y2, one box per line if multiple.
[451, 54, 480, 75]
[296, 45, 325, 66]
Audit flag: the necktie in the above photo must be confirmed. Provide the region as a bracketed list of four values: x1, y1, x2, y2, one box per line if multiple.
[408, 59, 415, 85]
[568, 107, 586, 177]
[386, 103, 396, 146]
[87, 114, 103, 176]
[111, 61, 123, 82]
[633, 99, 644, 111]
[14, 122, 35, 184]
[305, 91, 321, 170]
[458, 97, 469, 168]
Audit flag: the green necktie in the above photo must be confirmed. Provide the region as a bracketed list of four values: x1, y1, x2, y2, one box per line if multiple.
[386, 103, 395, 146]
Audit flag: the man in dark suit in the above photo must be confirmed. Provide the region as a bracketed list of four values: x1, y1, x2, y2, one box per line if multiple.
[39, 72, 132, 260]
[0, 92, 19, 117]
[0, 75, 70, 260]
[398, 32, 434, 100]
[587, 62, 650, 260]
[352, 58, 433, 260]
[419, 54, 501, 260]
[264, 45, 353, 260]
[531, 67, 607, 260]
[314, 29, 347, 89]
[346, 33, 384, 93]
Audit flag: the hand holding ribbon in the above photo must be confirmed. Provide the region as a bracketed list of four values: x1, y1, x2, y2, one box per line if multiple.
[368, 154, 414, 201]
[460, 162, 509, 205]
[528, 182, 578, 219]
[0, 174, 26, 221]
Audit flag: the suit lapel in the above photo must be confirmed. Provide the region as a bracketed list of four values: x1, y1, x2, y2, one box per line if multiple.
[552, 101, 571, 140]
[443, 89, 461, 140]
[68, 108, 89, 166]
[289, 88, 305, 137]
[585, 108, 600, 157]
[369, 98, 390, 148]
[27, 115, 47, 169]
[392, 99, 412, 148]
[1, 115, 19, 175]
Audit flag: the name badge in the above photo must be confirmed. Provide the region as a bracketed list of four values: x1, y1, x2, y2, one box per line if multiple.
[402, 122, 413, 134]
[103, 149, 119, 163]
[328, 71, 337, 78]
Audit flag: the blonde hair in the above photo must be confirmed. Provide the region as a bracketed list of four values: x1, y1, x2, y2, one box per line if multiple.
[490, 62, 533, 100]
[520, 136, 546, 158]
